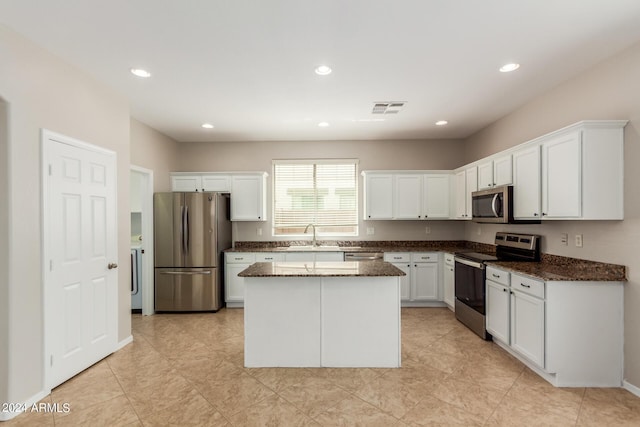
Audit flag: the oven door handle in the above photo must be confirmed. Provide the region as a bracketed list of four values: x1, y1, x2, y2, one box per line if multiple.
[454, 257, 485, 270]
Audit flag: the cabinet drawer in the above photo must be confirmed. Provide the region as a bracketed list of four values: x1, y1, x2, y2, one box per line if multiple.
[411, 252, 438, 263]
[384, 253, 410, 263]
[511, 273, 544, 299]
[486, 266, 509, 286]
[226, 253, 256, 264]
[444, 253, 455, 265]
[255, 253, 284, 262]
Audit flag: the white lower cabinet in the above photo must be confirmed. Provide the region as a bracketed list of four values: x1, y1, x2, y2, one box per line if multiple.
[443, 253, 455, 310]
[510, 285, 545, 368]
[225, 253, 256, 308]
[486, 266, 623, 387]
[384, 252, 441, 306]
[284, 252, 344, 262]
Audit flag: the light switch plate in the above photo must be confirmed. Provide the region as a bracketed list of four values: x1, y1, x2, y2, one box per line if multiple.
[425, 226, 431, 235]
[366, 227, 375, 235]
[561, 233, 568, 245]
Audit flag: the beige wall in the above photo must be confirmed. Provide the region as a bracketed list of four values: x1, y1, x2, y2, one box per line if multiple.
[130, 118, 179, 192]
[178, 139, 467, 242]
[0, 25, 131, 406]
[463, 41, 640, 387]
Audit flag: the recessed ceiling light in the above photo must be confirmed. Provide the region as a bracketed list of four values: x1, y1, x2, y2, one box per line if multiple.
[201, 123, 214, 129]
[435, 120, 448, 126]
[314, 65, 332, 76]
[130, 68, 151, 78]
[318, 122, 330, 127]
[499, 63, 520, 73]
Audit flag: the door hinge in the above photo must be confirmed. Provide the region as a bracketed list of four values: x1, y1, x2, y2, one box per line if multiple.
[50, 355, 53, 366]
[48, 164, 52, 176]
[49, 260, 53, 271]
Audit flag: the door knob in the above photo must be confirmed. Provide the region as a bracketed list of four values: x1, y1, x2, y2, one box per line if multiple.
[108, 263, 118, 270]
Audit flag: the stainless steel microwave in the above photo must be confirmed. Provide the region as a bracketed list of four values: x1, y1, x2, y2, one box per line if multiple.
[471, 185, 513, 223]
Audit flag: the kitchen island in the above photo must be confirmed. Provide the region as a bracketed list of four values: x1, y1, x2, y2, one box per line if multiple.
[238, 261, 405, 368]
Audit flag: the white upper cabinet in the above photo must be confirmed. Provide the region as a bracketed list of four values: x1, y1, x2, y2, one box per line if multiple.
[231, 173, 267, 221]
[423, 174, 450, 218]
[201, 174, 231, 192]
[512, 121, 625, 220]
[363, 172, 450, 220]
[513, 146, 542, 219]
[541, 131, 581, 218]
[363, 173, 394, 220]
[478, 154, 512, 190]
[171, 174, 202, 192]
[394, 174, 423, 219]
[453, 166, 477, 219]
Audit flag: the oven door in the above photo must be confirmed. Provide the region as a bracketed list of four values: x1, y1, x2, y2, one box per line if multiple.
[454, 257, 486, 314]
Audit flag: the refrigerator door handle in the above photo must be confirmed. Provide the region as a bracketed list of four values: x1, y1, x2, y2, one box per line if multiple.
[181, 205, 187, 255]
[185, 205, 190, 254]
[160, 271, 212, 275]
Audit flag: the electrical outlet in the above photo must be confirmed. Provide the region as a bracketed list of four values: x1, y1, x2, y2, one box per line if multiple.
[256, 227, 262, 236]
[561, 233, 568, 245]
[477, 226, 482, 236]
[575, 234, 583, 247]
[425, 226, 431, 235]
[366, 227, 375, 235]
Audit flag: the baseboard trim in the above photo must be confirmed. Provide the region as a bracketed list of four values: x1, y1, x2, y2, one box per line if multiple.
[0, 389, 51, 422]
[115, 335, 133, 351]
[623, 380, 640, 397]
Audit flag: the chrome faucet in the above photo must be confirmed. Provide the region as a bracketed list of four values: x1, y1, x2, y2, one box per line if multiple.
[304, 224, 317, 246]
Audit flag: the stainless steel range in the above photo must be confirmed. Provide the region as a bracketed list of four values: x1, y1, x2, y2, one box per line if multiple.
[454, 232, 540, 339]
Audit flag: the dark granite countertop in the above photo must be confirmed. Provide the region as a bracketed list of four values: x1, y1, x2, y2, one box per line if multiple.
[488, 253, 626, 282]
[228, 240, 626, 282]
[238, 260, 406, 277]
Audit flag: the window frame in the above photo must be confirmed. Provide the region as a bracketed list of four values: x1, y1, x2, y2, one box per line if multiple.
[272, 159, 359, 237]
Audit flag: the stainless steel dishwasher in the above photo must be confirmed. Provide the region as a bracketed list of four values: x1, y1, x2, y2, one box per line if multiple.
[344, 252, 383, 261]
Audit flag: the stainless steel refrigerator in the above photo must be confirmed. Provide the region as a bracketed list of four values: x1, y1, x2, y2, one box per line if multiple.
[154, 192, 231, 311]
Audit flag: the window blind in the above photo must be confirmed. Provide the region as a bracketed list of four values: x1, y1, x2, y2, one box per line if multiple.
[273, 160, 358, 236]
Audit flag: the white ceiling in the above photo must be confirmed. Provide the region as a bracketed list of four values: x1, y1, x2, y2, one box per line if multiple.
[2, 0, 640, 142]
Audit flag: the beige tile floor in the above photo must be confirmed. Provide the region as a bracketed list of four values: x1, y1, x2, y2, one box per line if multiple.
[6, 307, 640, 426]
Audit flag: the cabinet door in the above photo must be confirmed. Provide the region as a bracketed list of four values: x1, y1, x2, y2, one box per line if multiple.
[202, 175, 230, 192]
[510, 290, 545, 368]
[454, 170, 467, 219]
[464, 167, 478, 218]
[486, 280, 510, 343]
[443, 262, 455, 308]
[542, 131, 581, 218]
[394, 174, 423, 219]
[493, 154, 513, 186]
[478, 161, 494, 190]
[364, 174, 393, 219]
[412, 262, 438, 301]
[225, 263, 249, 302]
[393, 263, 411, 301]
[513, 146, 541, 219]
[423, 174, 450, 218]
[171, 175, 202, 192]
[231, 175, 266, 221]
[314, 252, 344, 262]
[284, 252, 314, 262]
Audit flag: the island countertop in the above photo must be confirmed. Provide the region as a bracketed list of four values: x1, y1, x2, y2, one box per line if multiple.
[238, 260, 406, 277]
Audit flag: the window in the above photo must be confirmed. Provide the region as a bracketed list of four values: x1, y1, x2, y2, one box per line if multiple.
[273, 159, 358, 236]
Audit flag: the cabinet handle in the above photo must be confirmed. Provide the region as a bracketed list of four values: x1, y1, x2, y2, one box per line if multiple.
[533, 213, 538, 216]
[492, 273, 500, 278]
[502, 288, 507, 292]
[520, 283, 531, 288]
[541, 213, 547, 217]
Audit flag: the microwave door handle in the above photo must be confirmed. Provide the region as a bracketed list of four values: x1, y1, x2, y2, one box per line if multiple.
[491, 194, 499, 217]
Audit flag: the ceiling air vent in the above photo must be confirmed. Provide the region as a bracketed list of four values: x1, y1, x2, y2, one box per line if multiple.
[372, 102, 406, 114]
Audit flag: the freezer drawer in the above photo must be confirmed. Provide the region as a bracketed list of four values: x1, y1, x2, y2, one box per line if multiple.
[155, 267, 221, 311]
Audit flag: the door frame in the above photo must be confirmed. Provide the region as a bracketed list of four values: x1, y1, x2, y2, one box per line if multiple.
[41, 129, 118, 390]
[130, 165, 154, 315]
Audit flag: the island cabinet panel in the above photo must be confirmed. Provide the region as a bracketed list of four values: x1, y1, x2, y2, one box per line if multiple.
[321, 277, 401, 367]
[244, 277, 321, 367]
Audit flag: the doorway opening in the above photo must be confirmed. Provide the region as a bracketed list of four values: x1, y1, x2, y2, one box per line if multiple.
[130, 166, 154, 316]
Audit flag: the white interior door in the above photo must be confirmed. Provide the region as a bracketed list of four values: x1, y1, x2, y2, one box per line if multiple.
[43, 130, 118, 389]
